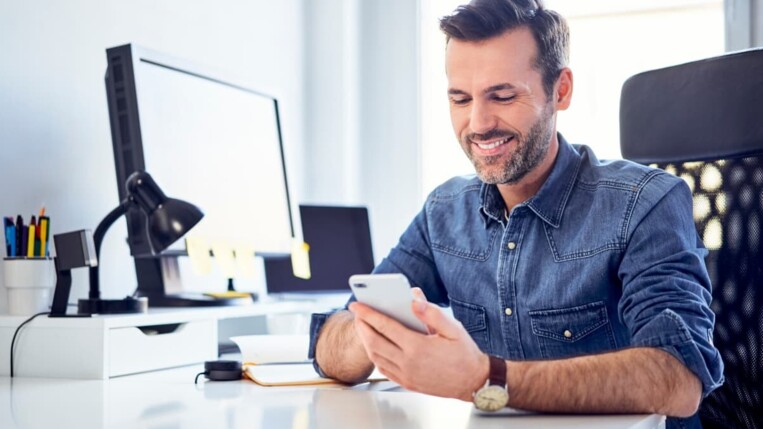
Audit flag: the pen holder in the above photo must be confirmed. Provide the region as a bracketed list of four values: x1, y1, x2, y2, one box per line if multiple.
[3, 258, 56, 316]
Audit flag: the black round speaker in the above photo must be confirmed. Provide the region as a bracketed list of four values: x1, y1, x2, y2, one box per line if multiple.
[204, 360, 242, 381]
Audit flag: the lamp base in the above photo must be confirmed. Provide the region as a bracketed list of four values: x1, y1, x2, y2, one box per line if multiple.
[78, 297, 148, 315]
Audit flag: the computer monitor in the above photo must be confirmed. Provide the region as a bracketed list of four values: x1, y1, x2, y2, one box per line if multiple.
[264, 205, 375, 295]
[104, 44, 294, 306]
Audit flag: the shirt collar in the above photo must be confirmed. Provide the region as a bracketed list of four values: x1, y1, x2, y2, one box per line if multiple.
[478, 133, 582, 228]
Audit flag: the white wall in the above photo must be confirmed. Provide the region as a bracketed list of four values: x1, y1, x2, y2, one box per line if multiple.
[0, 0, 305, 311]
[302, 0, 421, 262]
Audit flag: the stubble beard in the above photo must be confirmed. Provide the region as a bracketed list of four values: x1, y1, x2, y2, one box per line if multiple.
[463, 105, 555, 185]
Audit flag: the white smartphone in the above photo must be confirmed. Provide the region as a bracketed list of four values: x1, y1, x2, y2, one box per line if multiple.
[348, 273, 429, 334]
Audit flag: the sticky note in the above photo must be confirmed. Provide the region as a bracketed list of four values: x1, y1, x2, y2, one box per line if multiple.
[234, 244, 257, 279]
[291, 239, 311, 280]
[212, 241, 237, 278]
[185, 236, 213, 275]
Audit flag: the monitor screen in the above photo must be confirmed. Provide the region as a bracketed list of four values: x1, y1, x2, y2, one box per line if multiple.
[105, 44, 294, 299]
[264, 205, 375, 294]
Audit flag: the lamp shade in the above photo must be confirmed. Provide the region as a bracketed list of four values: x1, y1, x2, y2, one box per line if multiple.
[147, 198, 204, 252]
[126, 171, 204, 253]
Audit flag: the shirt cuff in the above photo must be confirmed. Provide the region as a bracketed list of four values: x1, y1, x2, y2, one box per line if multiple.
[631, 308, 724, 397]
[308, 311, 334, 378]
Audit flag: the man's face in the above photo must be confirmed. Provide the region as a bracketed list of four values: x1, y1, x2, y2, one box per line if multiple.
[445, 27, 557, 185]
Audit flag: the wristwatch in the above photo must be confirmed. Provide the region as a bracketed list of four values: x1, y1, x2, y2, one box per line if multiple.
[473, 355, 510, 412]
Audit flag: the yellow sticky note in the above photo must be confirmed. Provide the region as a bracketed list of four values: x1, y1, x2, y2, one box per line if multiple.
[234, 244, 257, 280]
[291, 239, 311, 280]
[185, 237, 212, 275]
[212, 241, 237, 278]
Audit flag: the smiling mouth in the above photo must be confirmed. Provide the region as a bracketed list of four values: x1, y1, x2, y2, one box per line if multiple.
[473, 136, 513, 150]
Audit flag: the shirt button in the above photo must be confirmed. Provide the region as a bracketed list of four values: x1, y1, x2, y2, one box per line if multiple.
[563, 330, 573, 338]
[507, 242, 517, 250]
[504, 307, 513, 316]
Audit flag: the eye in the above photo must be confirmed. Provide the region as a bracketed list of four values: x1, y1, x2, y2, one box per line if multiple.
[492, 95, 515, 103]
[450, 97, 471, 105]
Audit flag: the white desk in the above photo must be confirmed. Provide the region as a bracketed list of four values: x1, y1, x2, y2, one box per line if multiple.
[0, 362, 665, 429]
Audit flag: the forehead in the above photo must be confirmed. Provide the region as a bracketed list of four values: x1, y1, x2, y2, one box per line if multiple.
[445, 27, 541, 90]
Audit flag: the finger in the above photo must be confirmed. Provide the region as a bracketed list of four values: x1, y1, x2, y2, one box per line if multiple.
[411, 287, 427, 302]
[367, 351, 402, 378]
[351, 300, 423, 348]
[412, 301, 462, 339]
[354, 318, 404, 362]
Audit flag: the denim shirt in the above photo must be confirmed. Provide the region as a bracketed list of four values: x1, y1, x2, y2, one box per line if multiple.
[309, 135, 723, 428]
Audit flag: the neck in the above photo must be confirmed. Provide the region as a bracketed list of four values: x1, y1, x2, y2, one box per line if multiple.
[497, 133, 560, 212]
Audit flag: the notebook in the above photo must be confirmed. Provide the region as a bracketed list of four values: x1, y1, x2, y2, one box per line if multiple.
[231, 335, 386, 386]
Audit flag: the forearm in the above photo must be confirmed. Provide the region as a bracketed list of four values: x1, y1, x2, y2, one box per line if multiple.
[507, 347, 702, 417]
[314, 310, 374, 383]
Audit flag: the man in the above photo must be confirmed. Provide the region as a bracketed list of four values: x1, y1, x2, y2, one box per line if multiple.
[308, 1, 723, 428]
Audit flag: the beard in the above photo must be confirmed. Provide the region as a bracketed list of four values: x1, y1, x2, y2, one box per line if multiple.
[461, 104, 555, 185]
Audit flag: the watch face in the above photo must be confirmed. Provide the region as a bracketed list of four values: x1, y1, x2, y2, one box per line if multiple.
[474, 385, 509, 412]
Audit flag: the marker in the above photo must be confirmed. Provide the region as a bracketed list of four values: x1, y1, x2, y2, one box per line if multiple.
[4, 217, 13, 257]
[27, 224, 36, 258]
[20, 226, 29, 257]
[15, 215, 23, 258]
[40, 216, 49, 258]
[8, 223, 16, 257]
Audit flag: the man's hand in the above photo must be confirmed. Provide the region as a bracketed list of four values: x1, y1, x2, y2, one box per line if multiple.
[315, 310, 375, 384]
[349, 288, 489, 401]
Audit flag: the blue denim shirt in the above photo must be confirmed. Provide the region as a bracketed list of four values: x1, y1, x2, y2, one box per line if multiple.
[309, 135, 723, 428]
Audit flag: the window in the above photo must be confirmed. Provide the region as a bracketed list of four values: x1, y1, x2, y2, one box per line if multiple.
[420, 0, 725, 197]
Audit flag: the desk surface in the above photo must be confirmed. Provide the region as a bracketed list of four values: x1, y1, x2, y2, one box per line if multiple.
[0, 363, 665, 429]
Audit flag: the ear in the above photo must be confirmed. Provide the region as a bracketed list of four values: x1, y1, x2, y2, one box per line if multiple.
[554, 67, 573, 111]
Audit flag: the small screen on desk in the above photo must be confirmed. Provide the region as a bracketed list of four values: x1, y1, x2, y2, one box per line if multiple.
[264, 205, 375, 294]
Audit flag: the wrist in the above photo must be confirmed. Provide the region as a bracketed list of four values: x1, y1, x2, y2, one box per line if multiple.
[465, 353, 490, 401]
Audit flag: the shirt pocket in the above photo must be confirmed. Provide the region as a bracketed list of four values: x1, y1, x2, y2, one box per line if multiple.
[529, 301, 616, 359]
[450, 297, 492, 355]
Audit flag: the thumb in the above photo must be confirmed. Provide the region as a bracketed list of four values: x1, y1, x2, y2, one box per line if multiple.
[412, 298, 462, 339]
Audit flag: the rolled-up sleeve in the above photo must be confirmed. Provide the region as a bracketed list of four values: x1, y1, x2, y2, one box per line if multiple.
[619, 175, 724, 397]
[307, 198, 448, 376]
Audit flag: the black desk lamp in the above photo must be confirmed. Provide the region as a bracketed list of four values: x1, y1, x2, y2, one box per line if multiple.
[50, 171, 203, 316]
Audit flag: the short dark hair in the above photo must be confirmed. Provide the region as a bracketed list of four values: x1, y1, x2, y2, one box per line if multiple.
[440, 0, 569, 98]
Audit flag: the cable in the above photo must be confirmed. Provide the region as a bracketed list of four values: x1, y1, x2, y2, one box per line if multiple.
[194, 371, 208, 384]
[10, 311, 49, 377]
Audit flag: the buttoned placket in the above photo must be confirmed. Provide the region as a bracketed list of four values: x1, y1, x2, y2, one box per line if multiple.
[496, 206, 525, 359]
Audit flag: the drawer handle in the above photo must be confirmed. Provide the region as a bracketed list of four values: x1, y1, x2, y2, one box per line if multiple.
[137, 323, 184, 336]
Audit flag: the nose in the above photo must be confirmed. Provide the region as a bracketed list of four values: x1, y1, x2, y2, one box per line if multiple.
[468, 99, 497, 136]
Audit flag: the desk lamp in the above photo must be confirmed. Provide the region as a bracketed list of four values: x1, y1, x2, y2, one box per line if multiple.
[50, 171, 203, 316]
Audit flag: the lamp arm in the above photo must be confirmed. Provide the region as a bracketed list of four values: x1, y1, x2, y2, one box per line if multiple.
[88, 199, 132, 299]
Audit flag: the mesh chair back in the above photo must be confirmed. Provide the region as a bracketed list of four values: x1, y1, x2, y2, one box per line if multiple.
[620, 49, 763, 429]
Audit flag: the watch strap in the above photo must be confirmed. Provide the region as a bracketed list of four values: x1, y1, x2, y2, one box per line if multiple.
[487, 355, 507, 388]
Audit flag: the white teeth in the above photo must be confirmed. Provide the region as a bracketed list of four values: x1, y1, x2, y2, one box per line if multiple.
[476, 137, 510, 150]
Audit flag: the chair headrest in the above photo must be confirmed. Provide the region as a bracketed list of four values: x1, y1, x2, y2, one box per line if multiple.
[620, 48, 763, 164]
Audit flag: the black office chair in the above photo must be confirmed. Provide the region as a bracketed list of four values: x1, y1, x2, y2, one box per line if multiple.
[619, 48, 763, 429]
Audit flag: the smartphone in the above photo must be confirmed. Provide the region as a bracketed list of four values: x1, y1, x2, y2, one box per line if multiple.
[348, 273, 429, 334]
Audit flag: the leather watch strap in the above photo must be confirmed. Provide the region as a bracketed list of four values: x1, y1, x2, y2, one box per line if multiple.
[488, 355, 507, 388]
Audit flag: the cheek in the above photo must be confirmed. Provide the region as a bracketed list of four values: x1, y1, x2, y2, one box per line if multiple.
[450, 108, 470, 140]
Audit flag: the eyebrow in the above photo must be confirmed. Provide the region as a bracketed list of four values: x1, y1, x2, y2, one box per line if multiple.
[448, 83, 518, 96]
